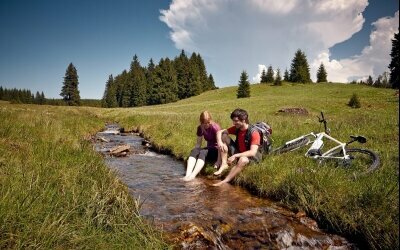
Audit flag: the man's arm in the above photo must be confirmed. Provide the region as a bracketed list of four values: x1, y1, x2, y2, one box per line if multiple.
[228, 145, 258, 162]
[216, 129, 228, 152]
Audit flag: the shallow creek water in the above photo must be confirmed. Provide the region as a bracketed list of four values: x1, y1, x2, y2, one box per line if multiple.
[95, 126, 354, 249]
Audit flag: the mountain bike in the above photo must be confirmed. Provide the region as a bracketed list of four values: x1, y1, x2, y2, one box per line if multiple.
[272, 112, 380, 178]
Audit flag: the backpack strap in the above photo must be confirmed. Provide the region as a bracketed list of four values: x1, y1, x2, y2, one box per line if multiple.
[244, 125, 254, 151]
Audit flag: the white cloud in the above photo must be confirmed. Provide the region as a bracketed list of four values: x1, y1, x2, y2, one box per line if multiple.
[253, 64, 267, 82]
[312, 11, 399, 82]
[160, 0, 395, 85]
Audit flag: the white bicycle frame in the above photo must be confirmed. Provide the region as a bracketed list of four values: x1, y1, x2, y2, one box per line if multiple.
[285, 132, 351, 161]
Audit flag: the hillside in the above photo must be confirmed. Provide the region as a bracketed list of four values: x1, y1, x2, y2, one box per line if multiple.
[0, 82, 398, 249]
[107, 82, 399, 249]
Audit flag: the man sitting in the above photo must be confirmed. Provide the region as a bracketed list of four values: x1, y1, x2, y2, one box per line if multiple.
[213, 108, 262, 186]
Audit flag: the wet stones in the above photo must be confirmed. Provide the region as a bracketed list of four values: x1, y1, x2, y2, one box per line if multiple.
[109, 144, 130, 157]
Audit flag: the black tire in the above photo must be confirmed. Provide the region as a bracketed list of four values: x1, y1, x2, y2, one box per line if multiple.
[271, 137, 310, 155]
[343, 148, 380, 178]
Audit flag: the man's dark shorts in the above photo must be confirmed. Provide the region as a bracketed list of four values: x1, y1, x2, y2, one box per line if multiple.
[228, 140, 262, 163]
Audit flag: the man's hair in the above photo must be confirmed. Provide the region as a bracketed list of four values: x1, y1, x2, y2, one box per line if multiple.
[230, 108, 249, 123]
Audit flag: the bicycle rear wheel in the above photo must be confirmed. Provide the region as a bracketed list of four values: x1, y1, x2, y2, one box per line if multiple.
[343, 148, 380, 178]
[271, 137, 310, 154]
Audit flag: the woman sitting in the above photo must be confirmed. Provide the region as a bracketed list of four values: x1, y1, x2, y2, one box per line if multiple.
[182, 111, 221, 181]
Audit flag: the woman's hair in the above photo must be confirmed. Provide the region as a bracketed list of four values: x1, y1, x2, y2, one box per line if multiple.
[200, 111, 212, 124]
[230, 108, 249, 123]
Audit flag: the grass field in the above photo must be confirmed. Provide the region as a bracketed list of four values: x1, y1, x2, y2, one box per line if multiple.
[0, 103, 168, 249]
[107, 83, 399, 249]
[0, 83, 398, 249]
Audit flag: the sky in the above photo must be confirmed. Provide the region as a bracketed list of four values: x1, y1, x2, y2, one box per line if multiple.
[0, 0, 398, 99]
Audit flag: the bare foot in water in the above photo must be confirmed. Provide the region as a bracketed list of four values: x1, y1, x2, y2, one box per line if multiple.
[212, 180, 228, 186]
[214, 164, 228, 175]
[183, 176, 195, 182]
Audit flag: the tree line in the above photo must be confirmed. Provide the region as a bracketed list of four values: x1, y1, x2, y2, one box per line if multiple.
[101, 50, 217, 108]
[238, 29, 399, 98]
[0, 87, 46, 104]
[1, 29, 398, 105]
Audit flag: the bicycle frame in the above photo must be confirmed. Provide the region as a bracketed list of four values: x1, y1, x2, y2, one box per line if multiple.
[286, 132, 351, 161]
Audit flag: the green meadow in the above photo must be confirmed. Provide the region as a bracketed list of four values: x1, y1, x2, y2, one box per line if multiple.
[0, 102, 168, 249]
[0, 83, 398, 249]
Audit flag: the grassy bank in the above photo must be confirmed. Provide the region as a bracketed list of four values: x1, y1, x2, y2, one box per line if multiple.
[106, 83, 399, 249]
[0, 103, 168, 249]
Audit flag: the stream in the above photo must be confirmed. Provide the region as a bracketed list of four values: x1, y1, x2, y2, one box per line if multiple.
[95, 125, 354, 249]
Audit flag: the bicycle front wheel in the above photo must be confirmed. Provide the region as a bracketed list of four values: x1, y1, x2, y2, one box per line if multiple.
[271, 137, 310, 155]
[344, 148, 380, 178]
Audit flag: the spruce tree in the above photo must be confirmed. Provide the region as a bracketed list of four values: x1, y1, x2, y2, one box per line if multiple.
[289, 49, 311, 83]
[187, 53, 202, 97]
[174, 50, 190, 99]
[145, 58, 157, 105]
[237, 71, 251, 98]
[102, 74, 118, 108]
[260, 69, 267, 83]
[35, 91, 41, 104]
[115, 70, 129, 107]
[374, 76, 382, 88]
[316, 63, 328, 83]
[284, 69, 290, 81]
[274, 68, 282, 86]
[367, 75, 374, 86]
[129, 55, 147, 107]
[389, 29, 399, 88]
[153, 58, 178, 104]
[195, 53, 210, 91]
[40, 91, 45, 105]
[208, 74, 217, 90]
[60, 63, 80, 105]
[266, 65, 274, 83]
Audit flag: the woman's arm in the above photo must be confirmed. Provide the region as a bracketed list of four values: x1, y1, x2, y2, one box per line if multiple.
[195, 136, 202, 148]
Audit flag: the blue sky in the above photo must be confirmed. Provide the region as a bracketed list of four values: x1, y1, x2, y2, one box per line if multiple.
[0, 0, 398, 99]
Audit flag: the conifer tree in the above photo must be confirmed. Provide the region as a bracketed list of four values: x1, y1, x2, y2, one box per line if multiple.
[266, 65, 274, 83]
[237, 71, 250, 98]
[129, 55, 147, 107]
[102, 74, 118, 108]
[289, 49, 311, 83]
[187, 53, 202, 97]
[367, 75, 374, 86]
[60, 63, 80, 105]
[316, 63, 328, 83]
[115, 70, 129, 107]
[145, 58, 157, 105]
[153, 58, 178, 104]
[283, 69, 290, 82]
[174, 50, 190, 99]
[260, 69, 267, 83]
[389, 29, 399, 88]
[35, 91, 41, 104]
[40, 91, 45, 104]
[34, 91, 45, 104]
[195, 53, 210, 91]
[208, 74, 217, 89]
[274, 68, 282, 86]
[374, 76, 382, 88]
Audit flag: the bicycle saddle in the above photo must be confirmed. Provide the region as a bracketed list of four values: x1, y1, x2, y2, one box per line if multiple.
[350, 135, 367, 143]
